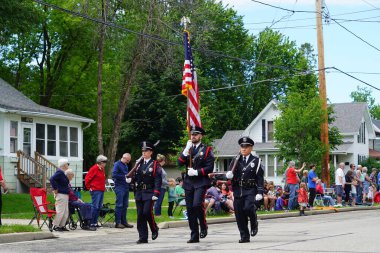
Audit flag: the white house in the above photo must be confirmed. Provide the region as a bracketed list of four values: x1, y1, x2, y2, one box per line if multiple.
[0, 78, 94, 193]
[214, 100, 376, 185]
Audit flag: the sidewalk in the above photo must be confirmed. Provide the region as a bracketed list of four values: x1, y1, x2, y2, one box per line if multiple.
[1, 205, 379, 243]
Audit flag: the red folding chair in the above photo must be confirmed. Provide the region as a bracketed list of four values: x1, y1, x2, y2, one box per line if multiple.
[29, 188, 56, 232]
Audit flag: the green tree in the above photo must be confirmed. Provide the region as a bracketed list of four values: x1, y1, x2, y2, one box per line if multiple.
[274, 91, 343, 171]
[350, 86, 380, 120]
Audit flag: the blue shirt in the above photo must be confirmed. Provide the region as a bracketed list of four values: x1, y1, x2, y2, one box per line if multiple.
[308, 170, 317, 189]
[112, 160, 129, 187]
[50, 169, 70, 194]
[378, 172, 380, 185]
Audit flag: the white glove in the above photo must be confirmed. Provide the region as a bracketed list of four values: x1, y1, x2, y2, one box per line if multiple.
[126, 177, 132, 183]
[255, 194, 263, 201]
[226, 171, 234, 179]
[183, 140, 193, 156]
[152, 196, 158, 201]
[187, 168, 198, 176]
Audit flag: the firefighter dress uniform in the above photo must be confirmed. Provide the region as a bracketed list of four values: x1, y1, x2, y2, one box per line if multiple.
[133, 141, 162, 244]
[178, 126, 215, 243]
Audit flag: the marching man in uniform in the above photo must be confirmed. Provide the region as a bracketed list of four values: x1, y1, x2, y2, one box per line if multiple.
[226, 136, 264, 243]
[178, 125, 215, 243]
[128, 141, 162, 244]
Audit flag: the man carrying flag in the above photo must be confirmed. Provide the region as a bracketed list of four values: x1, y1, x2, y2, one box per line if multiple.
[178, 18, 215, 243]
[178, 125, 215, 243]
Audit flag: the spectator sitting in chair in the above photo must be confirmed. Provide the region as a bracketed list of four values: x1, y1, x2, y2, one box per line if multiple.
[204, 182, 222, 214]
[219, 182, 234, 214]
[275, 187, 286, 211]
[264, 181, 276, 211]
[175, 178, 186, 206]
[316, 179, 335, 207]
[65, 169, 96, 231]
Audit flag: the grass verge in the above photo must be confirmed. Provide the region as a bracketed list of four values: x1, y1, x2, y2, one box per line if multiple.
[0, 224, 40, 234]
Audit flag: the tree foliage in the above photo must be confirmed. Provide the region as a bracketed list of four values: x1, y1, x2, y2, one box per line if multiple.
[0, 0, 319, 171]
[274, 91, 343, 169]
[350, 86, 380, 120]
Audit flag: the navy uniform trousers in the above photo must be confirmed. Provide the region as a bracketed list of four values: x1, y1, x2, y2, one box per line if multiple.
[185, 185, 208, 240]
[136, 197, 157, 241]
[233, 191, 258, 241]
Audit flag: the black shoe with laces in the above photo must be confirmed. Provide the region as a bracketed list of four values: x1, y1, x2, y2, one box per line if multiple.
[122, 223, 134, 228]
[200, 228, 208, 239]
[136, 239, 148, 244]
[152, 228, 159, 240]
[61, 226, 70, 232]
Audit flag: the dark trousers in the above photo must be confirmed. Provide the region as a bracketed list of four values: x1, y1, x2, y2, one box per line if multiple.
[168, 201, 174, 216]
[344, 187, 351, 203]
[185, 186, 207, 240]
[233, 194, 257, 240]
[136, 199, 157, 241]
[154, 188, 166, 216]
[114, 186, 129, 225]
[309, 188, 316, 207]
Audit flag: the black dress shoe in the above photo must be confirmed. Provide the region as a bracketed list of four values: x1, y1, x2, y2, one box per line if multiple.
[239, 238, 250, 243]
[251, 221, 258, 237]
[122, 223, 134, 228]
[152, 228, 159, 240]
[136, 239, 148, 244]
[200, 228, 208, 239]
[187, 239, 200, 243]
[61, 226, 70, 232]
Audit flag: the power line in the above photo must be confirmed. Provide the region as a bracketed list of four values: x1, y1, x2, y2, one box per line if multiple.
[361, 0, 378, 9]
[330, 18, 380, 53]
[250, 0, 316, 13]
[32, 0, 310, 73]
[331, 67, 380, 92]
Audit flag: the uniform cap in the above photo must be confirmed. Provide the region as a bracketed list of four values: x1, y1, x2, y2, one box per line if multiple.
[190, 125, 205, 135]
[141, 141, 154, 151]
[238, 136, 254, 146]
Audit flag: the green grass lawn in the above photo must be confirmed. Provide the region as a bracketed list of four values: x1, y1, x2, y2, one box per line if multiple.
[1, 191, 231, 222]
[0, 224, 40, 234]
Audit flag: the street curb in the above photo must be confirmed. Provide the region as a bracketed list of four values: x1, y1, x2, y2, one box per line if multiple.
[0, 232, 55, 244]
[158, 205, 380, 229]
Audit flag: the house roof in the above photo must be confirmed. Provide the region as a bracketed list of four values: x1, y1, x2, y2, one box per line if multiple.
[369, 149, 380, 158]
[0, 78, 94, 123]
[215, 100, 376, 158]
[373, 119, 380, 133]
[215, 130, 244, 157]
[330, 103, 370, 133]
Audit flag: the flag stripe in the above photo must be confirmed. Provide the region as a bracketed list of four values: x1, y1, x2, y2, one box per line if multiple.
[181, 31, 201, 127]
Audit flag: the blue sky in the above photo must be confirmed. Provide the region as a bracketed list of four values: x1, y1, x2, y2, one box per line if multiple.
[221, 0, 380, 103]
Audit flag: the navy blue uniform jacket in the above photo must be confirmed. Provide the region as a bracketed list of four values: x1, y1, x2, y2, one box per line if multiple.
[178, 143, 215, 190]
[134, 159, 162, 201]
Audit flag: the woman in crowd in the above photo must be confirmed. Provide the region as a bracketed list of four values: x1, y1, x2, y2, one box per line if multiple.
[154, 154, 167, 217]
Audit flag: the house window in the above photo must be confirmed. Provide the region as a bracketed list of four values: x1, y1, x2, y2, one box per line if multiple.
[358, 122, 366, 144]
[10, 121, 18, 153]
[23, 127, 32, 155]
[70, 127, 78, 157]
[267, 155, 275, 177]
[47, 125, 56, 156]
[36, 123, 45, 155]
[267, 121, 274, 141]
[60, 126, 68, 157]
[262, 119, 266, 143]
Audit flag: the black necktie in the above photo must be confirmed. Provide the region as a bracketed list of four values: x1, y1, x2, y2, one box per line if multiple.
[243, 157, 246, 164]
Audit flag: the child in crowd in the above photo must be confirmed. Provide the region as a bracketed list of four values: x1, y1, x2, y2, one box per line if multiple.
[367, 185, 375, 206]
[275, 187, 286, 211]
[298, 182, 308, 216]
[167, 178, 177, 218]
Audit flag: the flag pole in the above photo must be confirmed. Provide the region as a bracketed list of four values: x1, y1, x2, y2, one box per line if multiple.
[181, 16, 192, 168]
[181, 16, 191, 141]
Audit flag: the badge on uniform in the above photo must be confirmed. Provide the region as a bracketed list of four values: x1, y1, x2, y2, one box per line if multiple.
[149, 167, 153, 172]
[200, 152, 204, 156]
[250, 162, 255, 168]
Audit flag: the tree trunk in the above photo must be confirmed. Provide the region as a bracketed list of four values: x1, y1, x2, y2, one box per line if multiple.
[105, 1, 155, 176]
[97, 0, 107, 155]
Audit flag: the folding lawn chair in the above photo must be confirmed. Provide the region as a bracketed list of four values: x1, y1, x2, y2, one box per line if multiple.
[98, 203, 115, 227]
[29, 188, 56, 232]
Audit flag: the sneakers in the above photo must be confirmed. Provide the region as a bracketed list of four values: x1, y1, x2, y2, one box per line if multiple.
[122, 223, 134, 228]
[169, 216, 174, 219]
[53, 226, 69, 232]
[334, 204, 343, 208]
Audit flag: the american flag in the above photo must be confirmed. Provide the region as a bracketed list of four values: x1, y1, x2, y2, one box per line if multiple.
[181, 31, 201, 128]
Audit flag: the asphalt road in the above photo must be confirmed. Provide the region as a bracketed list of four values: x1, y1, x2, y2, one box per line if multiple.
[1, 209, 378, 253]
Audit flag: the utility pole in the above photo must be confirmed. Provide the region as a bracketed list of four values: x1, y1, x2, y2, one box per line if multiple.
[315, 0, 330, 187]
